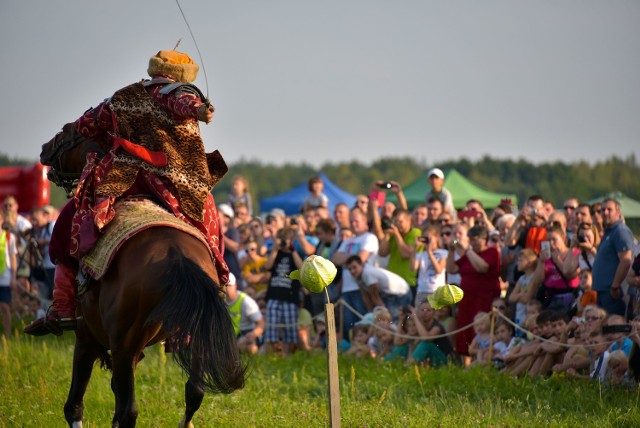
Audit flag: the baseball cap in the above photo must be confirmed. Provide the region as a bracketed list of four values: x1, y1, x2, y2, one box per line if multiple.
[427, 168, 445, 179]
[218, 203, 234, 219]
[355, 313, 375, 326]
[269, 208, 286, 218]
[427, 284, 464, 310]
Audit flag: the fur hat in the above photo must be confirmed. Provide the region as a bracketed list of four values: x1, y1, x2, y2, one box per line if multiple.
[147, 50, 199, 83]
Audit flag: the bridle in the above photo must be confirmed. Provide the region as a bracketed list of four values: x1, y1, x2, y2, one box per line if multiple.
[44, 126, 89, 195]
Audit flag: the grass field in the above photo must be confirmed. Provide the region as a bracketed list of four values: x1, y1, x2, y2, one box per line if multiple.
[1, 330, 640, 428]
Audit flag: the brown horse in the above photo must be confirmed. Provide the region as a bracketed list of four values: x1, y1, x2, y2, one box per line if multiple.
[40, 124, 245, 428]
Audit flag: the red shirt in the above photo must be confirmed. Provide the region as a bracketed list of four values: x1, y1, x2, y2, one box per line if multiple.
[455, 246, 501, 297]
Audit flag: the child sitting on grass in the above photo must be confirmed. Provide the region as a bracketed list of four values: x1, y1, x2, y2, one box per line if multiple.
[492, 320, 529, 369]
[527, 311, 570, 377]
[384, 311, 420, 363]
[345, 323, 373, 359]
[605, 350, 630, 386]
[468, 312, 492, 365]
[566, 330, 611, 382]
[504, 310, 556, 377]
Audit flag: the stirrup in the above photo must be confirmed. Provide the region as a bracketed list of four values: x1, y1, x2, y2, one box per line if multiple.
[23, 307, 80, 337]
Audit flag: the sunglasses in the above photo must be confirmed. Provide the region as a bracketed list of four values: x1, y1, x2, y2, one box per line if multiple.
[441, 231, 452, 237]
[564, 205, 577, 210]
[586, 316, 601, 321]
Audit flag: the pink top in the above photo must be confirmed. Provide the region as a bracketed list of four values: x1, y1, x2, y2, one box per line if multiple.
[543, 249, 579, 290]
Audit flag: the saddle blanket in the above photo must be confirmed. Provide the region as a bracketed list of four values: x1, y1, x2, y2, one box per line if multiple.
[81, 198, 210, 280]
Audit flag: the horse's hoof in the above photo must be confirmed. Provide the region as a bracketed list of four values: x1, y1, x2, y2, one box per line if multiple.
[177, 417, 194, 428]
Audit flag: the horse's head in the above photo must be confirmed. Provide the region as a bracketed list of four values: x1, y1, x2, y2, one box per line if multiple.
[41, 123, 108, 194]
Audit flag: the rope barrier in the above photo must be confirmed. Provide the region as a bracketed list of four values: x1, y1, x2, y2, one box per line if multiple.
[492, 309, 631, 349]
[338, 298, 481, 341]
[262, 300, 635, 350]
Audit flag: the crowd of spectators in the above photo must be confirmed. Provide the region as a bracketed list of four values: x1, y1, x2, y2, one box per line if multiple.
[0, 195, 58, 336]
[221, 170, 640, 385]
[2, 168, 640, 386]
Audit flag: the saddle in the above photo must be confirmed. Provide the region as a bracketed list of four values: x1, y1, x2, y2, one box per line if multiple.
[80, 197, 210, 283]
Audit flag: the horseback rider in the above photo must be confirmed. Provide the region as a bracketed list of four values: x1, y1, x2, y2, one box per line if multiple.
[25, 50, 230, 336]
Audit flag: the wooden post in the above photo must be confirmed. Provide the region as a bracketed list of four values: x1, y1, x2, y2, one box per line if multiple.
[487, 311, 496, 363]
[325, 303, 341, 427]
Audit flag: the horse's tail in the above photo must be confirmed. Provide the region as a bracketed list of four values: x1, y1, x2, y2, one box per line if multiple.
[147, 247, 246, 394]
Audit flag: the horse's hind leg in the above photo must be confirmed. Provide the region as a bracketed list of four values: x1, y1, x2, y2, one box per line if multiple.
[178, 377, 205, 428]
[64, 335, 100, 427]
[111, 350, 140, 428]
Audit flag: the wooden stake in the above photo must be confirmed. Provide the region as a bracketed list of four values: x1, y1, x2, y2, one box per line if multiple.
[487, 311, 496, 363]
[325, 303, 341, 427]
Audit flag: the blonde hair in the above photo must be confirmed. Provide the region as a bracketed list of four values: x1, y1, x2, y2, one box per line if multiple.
[373, 307, 392, 323]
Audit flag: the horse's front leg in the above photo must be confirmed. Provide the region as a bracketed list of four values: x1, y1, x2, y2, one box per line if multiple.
[110, 349, 140, 428]
[178, 376, 205, 428]
[64, 330, 100, 427]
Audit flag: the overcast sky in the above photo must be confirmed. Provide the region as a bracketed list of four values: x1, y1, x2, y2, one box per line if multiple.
[1, 1, 638, 168]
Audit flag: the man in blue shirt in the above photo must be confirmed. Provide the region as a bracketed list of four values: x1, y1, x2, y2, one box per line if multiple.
[592, 198, 634, 316]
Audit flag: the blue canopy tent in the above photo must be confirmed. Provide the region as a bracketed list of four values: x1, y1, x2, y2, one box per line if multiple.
[259, 173, 357, 215]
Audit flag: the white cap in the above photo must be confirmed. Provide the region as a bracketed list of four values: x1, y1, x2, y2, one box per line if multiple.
[427, 168, 445, 179]
[218, 203, 234, 219]
[269, 208, 286, 218]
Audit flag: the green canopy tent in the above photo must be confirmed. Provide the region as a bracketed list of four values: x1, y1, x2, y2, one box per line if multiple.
[588, 192, 640, 219]
[388, 168, 518, 210]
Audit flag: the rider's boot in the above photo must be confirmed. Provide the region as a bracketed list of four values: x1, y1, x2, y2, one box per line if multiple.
[24, 264, 78, 336]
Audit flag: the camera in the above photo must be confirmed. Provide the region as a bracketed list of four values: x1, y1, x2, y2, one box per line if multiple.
[290, 217, 298, 226]
[265, 215, 275, 225]
[451, 239, 459, 247]
[279, 239, 288, 249]
[602, 324, 632, 334]
[378, 182, 392, 189]
[381, 217, 394, 230]
[417, 236, 430, 244]
[577, 234, 587, 243]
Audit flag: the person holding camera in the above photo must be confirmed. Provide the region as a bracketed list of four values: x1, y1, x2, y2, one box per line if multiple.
[504, 195, 548, 254]
[263, 227, 304, 355]
[562, 222, 600, 279]
[446, 225, 501, 362]
[410, 224, 448, 306]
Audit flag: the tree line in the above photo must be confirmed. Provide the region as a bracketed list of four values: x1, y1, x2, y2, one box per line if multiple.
[2, 153, 639, 215]
[211, 154, 640, 213]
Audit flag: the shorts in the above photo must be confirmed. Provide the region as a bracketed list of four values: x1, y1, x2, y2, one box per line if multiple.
[0, 287, 11, 304]
[264, 300, 299, 344]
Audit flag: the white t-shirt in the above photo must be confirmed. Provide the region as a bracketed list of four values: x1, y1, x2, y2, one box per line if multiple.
[415, 248, 448, 294]
[226, 292, 262, 332]
[338, 232, 379, 293]
[358, 265, 410, 296]
[0, 232, 18, 287]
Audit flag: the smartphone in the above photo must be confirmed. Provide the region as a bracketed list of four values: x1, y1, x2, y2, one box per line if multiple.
[458, 209, 477, 220]
[369, 189, 386, 206]
[540, 241, 550, 254]
[602, 324, 632, 334]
